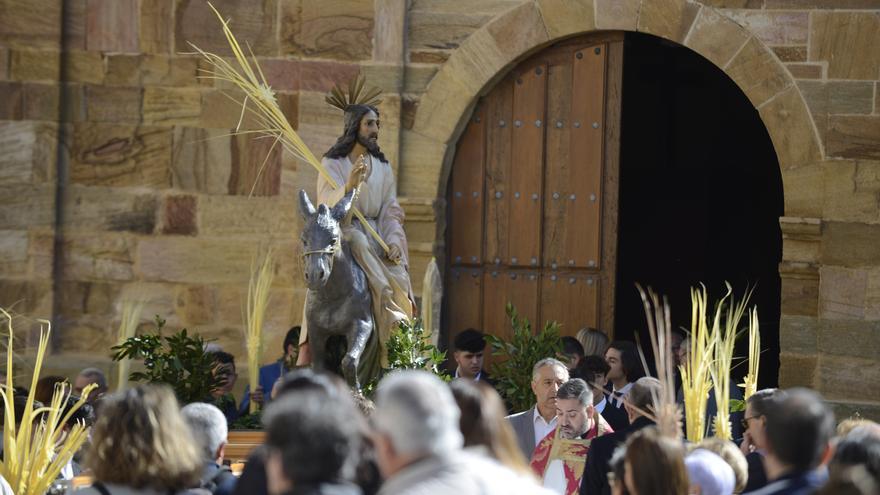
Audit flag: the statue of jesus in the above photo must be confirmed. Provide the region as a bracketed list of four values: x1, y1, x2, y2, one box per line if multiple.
[297, 100, 414, 383]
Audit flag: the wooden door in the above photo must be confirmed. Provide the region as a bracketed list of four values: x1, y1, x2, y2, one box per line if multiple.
[445, 34, 624, 347]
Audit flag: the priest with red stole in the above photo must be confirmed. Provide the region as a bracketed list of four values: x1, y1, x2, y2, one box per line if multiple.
[530, 378, 613, 495]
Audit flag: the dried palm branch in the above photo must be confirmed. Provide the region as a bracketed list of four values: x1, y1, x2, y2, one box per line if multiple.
[740, 307, 761, 401]
[245, 249, 274, 414]
[190, 3, 393, 260]
[634, 284, 683, 439]
[680, 285, 716, 443]
[0, 309, 97, 495]
[325, 73, 383, 111]
[421, 258, 442, 347]
[116, 297, 146, 391]
[709, 283, 752, 441]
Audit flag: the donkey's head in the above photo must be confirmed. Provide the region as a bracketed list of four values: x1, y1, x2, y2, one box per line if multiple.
[298, 189, 355, 290]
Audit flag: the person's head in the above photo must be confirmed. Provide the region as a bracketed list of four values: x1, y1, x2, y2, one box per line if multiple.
[283, 326, 301, 360]
[274, 368, 345, 399]
[696, 437, 749, 494]
[555, 378, 595, 439]
[35, 375, 68, 405]
[624, 377, 662, 424]
[605, 341, 645, 386]
[763, 388, 835, 475]
[324, 104, 387, 163]
[816, 465, 879, 495]
[86, 384, 202, 490]
[609, 445, 630, 495]
[624, 427, 689, 495]
[452, 328, 486, 379]
[577, 355, 611, 406]
[560, 336, 585, 370]
[181, 402, 228, 465]
[678, 337, 691, 368]
[742, 388, 781, 452]
[207, 350, 237, 397]
[372, 371, 462, 478]
[263, 389, 362, 495]
[829, 426, 880, 484]
[576, 327, 609, 357]
[838, 418, 880, 438]
[74, 368, 108, 402]
[531, 358, 570, 415]
[669, 331, 685, 367]
[449, 379, 530, 473]
[685, 449, 736, 495]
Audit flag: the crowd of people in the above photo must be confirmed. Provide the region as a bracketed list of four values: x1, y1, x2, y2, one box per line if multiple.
[1, 327, 878, 495]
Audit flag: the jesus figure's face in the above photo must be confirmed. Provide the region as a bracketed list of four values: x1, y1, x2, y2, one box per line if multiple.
[357, 110, 380, 149]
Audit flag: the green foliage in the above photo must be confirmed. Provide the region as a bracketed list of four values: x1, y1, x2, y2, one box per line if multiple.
[111, 316, 223, 405]
[231, 411, 263, 430]
[729, 398, 746, 413]
[485, 303, 563, 413]
[363, 318, 450, 396]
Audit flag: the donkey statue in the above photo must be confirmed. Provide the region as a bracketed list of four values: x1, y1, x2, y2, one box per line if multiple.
[298, 189, 373, 391]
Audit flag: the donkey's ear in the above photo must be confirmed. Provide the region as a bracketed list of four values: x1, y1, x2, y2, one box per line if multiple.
[331, 189, 355, 221]
[298, 190, 317, 219]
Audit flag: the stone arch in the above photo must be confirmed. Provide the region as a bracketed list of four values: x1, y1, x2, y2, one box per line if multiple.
[402, 0, 823, 208]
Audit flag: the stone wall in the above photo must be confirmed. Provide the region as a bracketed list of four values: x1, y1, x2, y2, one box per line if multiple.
[0, 0, 878, 417]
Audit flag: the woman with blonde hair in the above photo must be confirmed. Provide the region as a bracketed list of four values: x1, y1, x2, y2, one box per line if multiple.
[78, 384, 204, 495]
[576, 327, 609, 358]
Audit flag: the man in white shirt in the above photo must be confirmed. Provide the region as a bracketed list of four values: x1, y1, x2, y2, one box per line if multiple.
[506, 358, 570, 460]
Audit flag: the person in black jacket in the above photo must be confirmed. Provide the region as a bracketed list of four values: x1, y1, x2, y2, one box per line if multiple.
[580, 377, 662, 495]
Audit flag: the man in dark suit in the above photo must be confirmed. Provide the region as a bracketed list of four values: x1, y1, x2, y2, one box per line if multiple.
[579, 377, 662, 495]
[451, 328, 496, 388]
[506, 358, 570, 460]
[575, 356, 628, 434]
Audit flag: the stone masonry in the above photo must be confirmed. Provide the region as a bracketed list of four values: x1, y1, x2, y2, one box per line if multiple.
[0, 0, 878, 417]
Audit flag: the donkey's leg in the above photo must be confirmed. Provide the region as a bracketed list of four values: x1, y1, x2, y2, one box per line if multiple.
[310, 330, 330, 372]
[342, 319, 372, 391]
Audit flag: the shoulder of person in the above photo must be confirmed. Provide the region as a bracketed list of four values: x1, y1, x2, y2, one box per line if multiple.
[505, 408, 533, 422]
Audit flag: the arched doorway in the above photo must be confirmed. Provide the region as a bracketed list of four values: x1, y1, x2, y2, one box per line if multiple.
[442, 32, 784, 385]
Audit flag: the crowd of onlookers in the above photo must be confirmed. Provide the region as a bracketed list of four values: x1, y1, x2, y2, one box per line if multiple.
[0, 326, 877, 495]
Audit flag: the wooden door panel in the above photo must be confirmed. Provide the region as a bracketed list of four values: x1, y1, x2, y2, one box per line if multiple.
[508, 63, 547, 268]
[482, 269, 539, 342]
[540, 272, 599, 337]
[449, 109, 485, 266]
[543, 61, 574, 268]
[446, 267, 483, 347]
[485, 78, 514, 265]
[569, 44, 607, 268]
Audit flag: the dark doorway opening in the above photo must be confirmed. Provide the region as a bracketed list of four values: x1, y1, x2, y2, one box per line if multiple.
[613, 32, 783, 388]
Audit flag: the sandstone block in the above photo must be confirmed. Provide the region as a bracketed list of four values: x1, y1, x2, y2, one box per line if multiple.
[398, 130, 447, 197]
[819, 266, 868, 320]
[810, 12, 880, 80]
[767, 0, 880, 6]
[28, 229, 54, 280]
[0, 82, 23, 120]
[199, 195, 299, 236]
[55, 317, 115, 354]
[140, 0, 173, 54]
[360, 63, 404, 94]
[826, 116, 880, 161]
[595, 0, 640, 30]
[0, 48, 8, 80]
[799, 81, 874, 117]
[822, 221, 880, 267]
[172, 127, 233, 195]
[143, 87, 202, 126]
[782, 163, 824, 218]
[64, 0, 87, 51]
[536, 0, 597, 40]
[230, 134, 282, 197]
[175, 285, 217, 326]
[868, 268, 880, 321]
[22, 83, 60, 121]
[818, 354, 880, 402]
[828, 400, 880, 425]
[62, 186, 158, 234]
[299, 60, 360, 92]
[699, 0, 763, 6]
[822, 160, 880, 225]
[215, 285, 299, 330]
[175, 0, 278, 57]
[374, 0, 407, 63]
[0, 0, 63, 50]
[441, 28, 505, 96]
[280, 0, 373, 60]
[0, 280, 52, 316]
[60, 233, 136, 281]
[260, 59, 301, 92]
[780, 268, 819, 317]
[0, 230, 29, 278]
[486, 2, 550, 68]
[772, 46, 806, 63]
[638, 0, 700, 44]
[723, 10, 807, 46]
[86, 0, 139, 53]
[70, 123, 172, 188]
[136, 237, 259, 284]
[67, 50, 104, 85]
[0, 185, 55, 229]
[404, 65, 439, 94]
[57, 281, 120, 318]
[725, 37, 791, 108]
[780, 315, 818, 355]
[684, 8, 751, 70]
[10, 49, 60, 82]
[819, 319, 880, 360]
[778, 352, 817, 389]
[786, 64, 822, 80]
[408, 11, 492, 51]
[411, 68, 474, 144]
[162, 194, 198, 236]
[0, 121, 58, 184]
[757, 86, 822, 170]
[297, 90, 345, 128]
[409, 50, 450, 64]
[86, 86, 142, 123]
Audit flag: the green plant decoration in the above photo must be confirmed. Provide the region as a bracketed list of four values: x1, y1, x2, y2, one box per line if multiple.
[363, 319, 449, 396]
[485, 303, 563, 413]
[111, 316, 223, 405]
